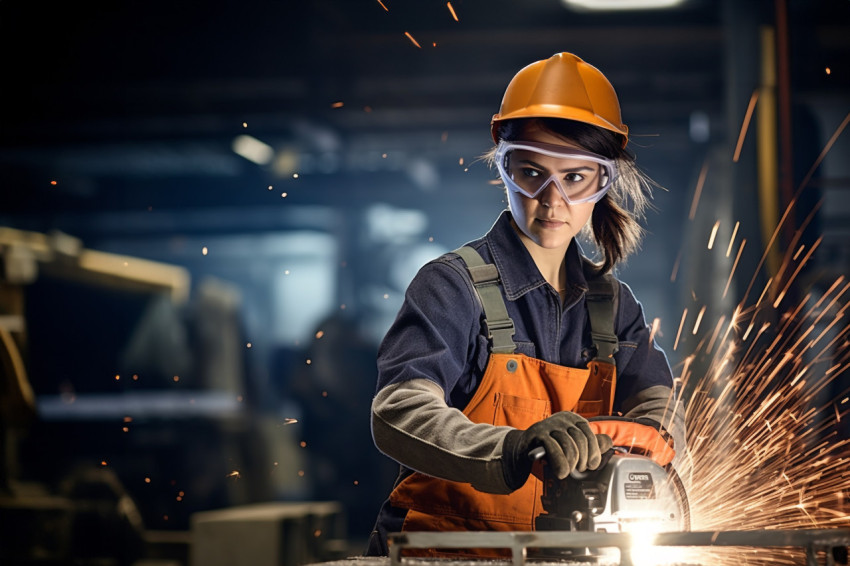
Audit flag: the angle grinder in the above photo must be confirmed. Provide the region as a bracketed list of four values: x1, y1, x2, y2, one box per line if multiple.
[529, 417, 690, 559]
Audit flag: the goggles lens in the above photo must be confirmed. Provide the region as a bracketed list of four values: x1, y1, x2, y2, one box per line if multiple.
[495, 141, 617, 205]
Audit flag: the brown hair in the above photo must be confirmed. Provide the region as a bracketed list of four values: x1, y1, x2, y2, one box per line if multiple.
[488, 118, 655, 275]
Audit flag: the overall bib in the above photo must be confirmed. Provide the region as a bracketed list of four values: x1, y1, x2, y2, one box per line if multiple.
[387, 247, 619, 555]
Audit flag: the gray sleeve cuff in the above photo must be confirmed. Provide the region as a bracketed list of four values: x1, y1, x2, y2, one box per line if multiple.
[371, 379, 515, 494]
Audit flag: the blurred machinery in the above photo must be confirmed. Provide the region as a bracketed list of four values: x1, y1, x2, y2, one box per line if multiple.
[0, 227, 280, 565]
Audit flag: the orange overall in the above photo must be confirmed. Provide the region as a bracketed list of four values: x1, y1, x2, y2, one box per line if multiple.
[387, 246, 619, 556]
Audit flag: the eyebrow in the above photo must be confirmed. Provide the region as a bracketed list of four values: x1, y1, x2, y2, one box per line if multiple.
[518, 158, 597, 173]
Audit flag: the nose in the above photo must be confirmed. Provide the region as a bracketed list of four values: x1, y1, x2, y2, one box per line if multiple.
[538, 179, 566, 207]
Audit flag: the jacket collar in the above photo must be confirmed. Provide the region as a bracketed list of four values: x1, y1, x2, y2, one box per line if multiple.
[484, 210, 590, 301]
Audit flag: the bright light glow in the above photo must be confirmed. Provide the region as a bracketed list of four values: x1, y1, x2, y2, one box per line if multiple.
[231, 134, 274, 165]
[562, 0, 684, 10]
[624, 522, 691, 566]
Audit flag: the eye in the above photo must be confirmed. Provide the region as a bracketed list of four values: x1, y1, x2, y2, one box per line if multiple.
[520, 167, 542, 179]
[564, 172, 585, 183]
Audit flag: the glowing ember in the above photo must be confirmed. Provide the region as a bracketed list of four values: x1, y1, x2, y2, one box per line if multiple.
[674, 308, 688, 351]
[689, 159, 709, 220]
[331, 101, 344, 108]
[404, 31, 421, 48]
[726, 221, 740, 258]
[447, 2, 459, 21]
[315, 330, 325, 339]
[707, 221, 720, 249]
[733, 89, 759, 163]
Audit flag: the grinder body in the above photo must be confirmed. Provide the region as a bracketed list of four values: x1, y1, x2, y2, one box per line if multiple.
[535, 449, 689, 534]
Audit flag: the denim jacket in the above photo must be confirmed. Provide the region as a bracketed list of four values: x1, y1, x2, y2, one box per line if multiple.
[375, 209, 675, 411]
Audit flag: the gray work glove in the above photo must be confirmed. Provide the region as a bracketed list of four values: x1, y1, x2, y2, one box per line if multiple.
[501, 411, 613, 491]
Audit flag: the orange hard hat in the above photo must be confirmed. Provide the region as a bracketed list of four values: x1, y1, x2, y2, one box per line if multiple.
[491, 52, 629, 148]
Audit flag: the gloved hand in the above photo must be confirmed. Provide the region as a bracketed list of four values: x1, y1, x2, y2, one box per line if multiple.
[501, 411, 614, 491]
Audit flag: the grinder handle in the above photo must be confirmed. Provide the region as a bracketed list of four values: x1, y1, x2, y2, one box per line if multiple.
[528, 446, 546, 461]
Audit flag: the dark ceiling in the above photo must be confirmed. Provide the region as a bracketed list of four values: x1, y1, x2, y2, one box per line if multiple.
[0, 0, 847, 221]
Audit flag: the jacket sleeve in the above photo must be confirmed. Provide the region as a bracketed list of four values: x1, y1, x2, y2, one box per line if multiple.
[371, 257, 513, 493]
[371, 378, 514, 494]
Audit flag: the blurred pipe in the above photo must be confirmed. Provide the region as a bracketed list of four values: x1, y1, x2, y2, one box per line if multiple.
[775, 0, 795, 246]
[757, 26, 781, 279]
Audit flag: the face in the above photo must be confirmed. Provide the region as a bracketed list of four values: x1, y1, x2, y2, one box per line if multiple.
[503, 125, 600, 251]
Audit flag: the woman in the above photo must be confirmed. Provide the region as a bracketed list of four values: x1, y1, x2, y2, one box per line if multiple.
[366, 52, 686, 555]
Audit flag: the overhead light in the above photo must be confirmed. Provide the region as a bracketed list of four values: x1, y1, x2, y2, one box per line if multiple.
[231, 134, 274, 165]
[562, 0, 685, 10]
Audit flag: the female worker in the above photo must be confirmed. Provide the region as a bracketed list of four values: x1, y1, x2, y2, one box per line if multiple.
[365, 52, 686, 555]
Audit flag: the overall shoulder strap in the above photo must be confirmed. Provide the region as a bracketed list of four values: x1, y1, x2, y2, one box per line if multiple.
[453, 246, 516, 354]
[585, 273, 620, 365]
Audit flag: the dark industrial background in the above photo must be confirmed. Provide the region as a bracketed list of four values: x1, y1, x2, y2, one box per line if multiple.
[1, 0, 848, 565]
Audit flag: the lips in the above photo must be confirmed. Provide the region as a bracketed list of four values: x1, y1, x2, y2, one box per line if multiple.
[536, 218, 566, 229]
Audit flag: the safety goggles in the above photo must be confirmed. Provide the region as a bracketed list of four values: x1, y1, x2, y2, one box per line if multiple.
[494, 140, 617, 205]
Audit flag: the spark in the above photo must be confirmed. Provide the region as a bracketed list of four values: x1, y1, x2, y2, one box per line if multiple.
[692, 306, 707, 335]
[674, 308, 687, 351]
[202, 246, 208, 256]
[796, 110, 850, 195]
[689, 158, 709, 219]
[282, 418, 298, 425]
[315, 330, 324, 339]
[725, 221, 740, 258]
[404, 31, 421, 48]
[670, 250, 682, 282]
[825, 67, 831, 75]
[376, 0, 388, 11]
[226, 470, 241, 479]
[446, 2, 459, 21]
[649, 317, 661, 344]
[721, 238, 746, 299]
[733, 89, 759, 162]
[331, 101, 344, 108]
[707, 221, 720, 249]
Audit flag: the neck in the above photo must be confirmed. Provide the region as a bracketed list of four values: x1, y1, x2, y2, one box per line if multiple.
[512, 223, 571, 290]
